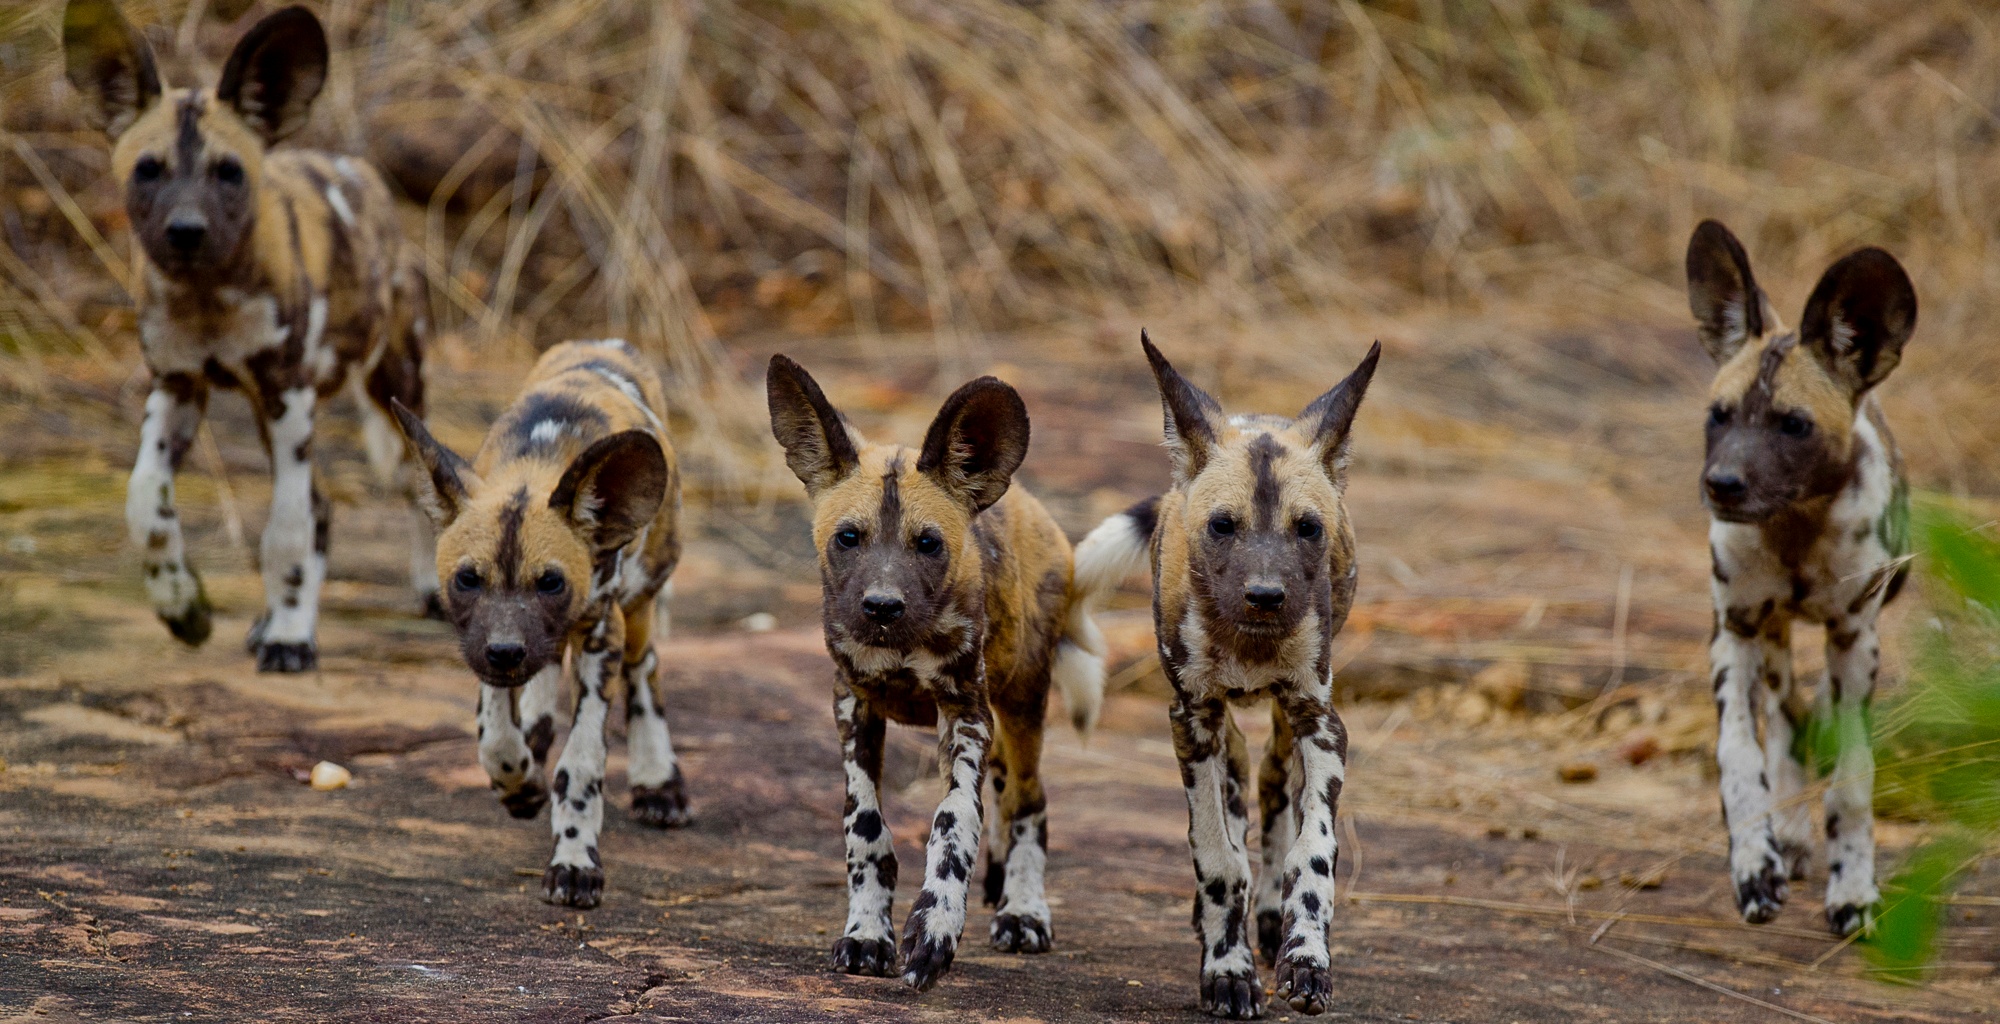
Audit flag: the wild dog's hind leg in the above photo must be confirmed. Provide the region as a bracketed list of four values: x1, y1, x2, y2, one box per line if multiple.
[623, 591, 690, 828]
[981, 740, 1009, 908]
[831, 685, 897, 977]
[1711, 598, 1791, 923]
[1754, 617, 1812, 880]
[1256, 703, 1297, 967]
[1172, 695, 1262, 1020]
[545, 604, 624, 908]
[1823, 612, 1884, 937]
[988, 699, 1052, 954]
[128, 374, 212, 645]
[478, 664, 559, 819]
[251, 386, 325, 672]
[899, 695, 991, 992]
[362, 353, 441, 618]
[1273, 693, 1346, 1017]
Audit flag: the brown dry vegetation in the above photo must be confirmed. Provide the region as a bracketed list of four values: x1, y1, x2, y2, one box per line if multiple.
[4, 0, 2000, 1019]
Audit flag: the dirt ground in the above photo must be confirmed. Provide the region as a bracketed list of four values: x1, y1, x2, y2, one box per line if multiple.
[2, 322, 1996, 1022]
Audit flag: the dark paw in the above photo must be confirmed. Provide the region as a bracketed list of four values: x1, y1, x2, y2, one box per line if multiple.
[256, 640, 318, 673]
[1827, 902, 1874, 938]
[160, 587, 213, 647]
[989, 912, 1051, 954]
[1256, 909, 1283, 967]
[630, 778, 692, 828]
[1199, 969, 1265, 1020]
[1775, 840, 1812, 881]
[898, 932, 957, 992]
[830, 935, 897, 977]
[1275, 957, 1333, 1015]
[1734, 859, 1789, 924]
[981, 858, 1006, 907]
[419, 590, 449, 621]
[500, 781, 548, 820]
[542, 863, 603, 908]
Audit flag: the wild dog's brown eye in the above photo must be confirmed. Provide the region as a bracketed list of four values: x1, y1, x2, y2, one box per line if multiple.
[1778, 413, 1812, 438]
[134, 156, 165, 183]
[834, 528, 862, 550]
[1208, 514, 1236, 537]
[535, 569, 566, 595]
[914, 532, 942, 555]
[213, 157, 244, 186]
[1708, 404, 1730, 427]
[454, 566, 482, 591]
[1295, 517, 1322, 540]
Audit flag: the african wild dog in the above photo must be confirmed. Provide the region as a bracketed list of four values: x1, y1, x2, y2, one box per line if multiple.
[1685, 221, 1914, 936]
[1078, 332, 1379, 1019]
[392, 339, 689, 908]
[766, 356, 1116, 992]
[64, 1, 436, 671]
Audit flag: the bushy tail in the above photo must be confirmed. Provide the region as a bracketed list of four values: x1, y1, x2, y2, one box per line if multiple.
[1054, 497, 1159, 739]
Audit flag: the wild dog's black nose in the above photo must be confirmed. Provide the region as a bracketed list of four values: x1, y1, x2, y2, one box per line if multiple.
[1705, 473, 1747, 504]
[861, 594, 905, 624]
[1245, 585, 1286, 612]
[165, 218, 207, 253]
[485, 643, 526, 672]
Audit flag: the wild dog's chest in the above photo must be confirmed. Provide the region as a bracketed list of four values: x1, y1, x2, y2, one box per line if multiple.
[1163, 600, 1332, 702]
[139, 283, 332, 390]
[1711, 417, 1908, 621]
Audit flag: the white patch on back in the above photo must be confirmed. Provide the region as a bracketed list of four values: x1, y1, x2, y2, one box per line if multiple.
[529, 420, 569, 446]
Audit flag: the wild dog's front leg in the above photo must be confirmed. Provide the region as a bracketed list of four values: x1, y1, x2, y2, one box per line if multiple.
[1171, 695, 1262, 1020]
[1255, 704, 1297, 967]
[622, 594, 690, 828]
[831, 686, 898, 977]
[988, 704, 1052, 954]
[1272, 696, 1347, 1016]
[544, 605, 624, 908]
[1823, 613, 1884, 937]
[477, 665, 559, 819]
[899, 695, 991, 992]
[127, 375, 212, 645]
[252, 387, 326, 672]
[1754, 617, 1813, 879]
[1711, 601, 1790, 923]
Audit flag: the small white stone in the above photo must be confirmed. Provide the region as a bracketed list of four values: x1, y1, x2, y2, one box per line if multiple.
[740, 612, 777, 633]
[309, 761, 351, 791]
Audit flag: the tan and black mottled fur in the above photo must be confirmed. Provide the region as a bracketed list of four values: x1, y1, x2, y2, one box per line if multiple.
[394, 339, 689, 909]
[65, 1, 433, 672]
[1686, 221, 1915, 936]
[1077, 331, 1379, 1019]
[767, 356, 1113, 993]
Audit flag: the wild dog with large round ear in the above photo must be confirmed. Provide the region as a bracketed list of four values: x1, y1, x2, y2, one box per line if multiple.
[1687, 220, 1914, 936]
[392, 338, 690, 909]
[767, 355, 1122, 992]
[63, 0, 435, 671]
[1074, 330, 1379, 1019]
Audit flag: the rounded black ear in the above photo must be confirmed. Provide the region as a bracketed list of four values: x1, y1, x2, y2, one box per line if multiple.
[388, 398, 476, 527]
[917, 377, 1030, 514]
[767, 354, 860, 496]
[216, 5, 328, 145]
[1686, 220, 1769, 363]
[1298, 340, 1381, 484]
[1140, 329, 1222, 483]
[549, 431, 669, 552]
[1799, 247, 1917, 394]
[64, 0, 162, 140]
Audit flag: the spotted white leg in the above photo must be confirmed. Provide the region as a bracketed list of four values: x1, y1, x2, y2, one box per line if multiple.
[899, 697, 990, 992]
[1711, 607, 1790, 923]
[253, 386, 324, 672]
[989, 708, 1051, 954]
[980, 747, 1010, 909]
[624, 602, 690, 829]
[1273, 699, 1346, 1016]
[1171, 695, 1262, 1021]
[1755, 618, 1813, 880]
[353, 377, 440, 617]
[544, 606, 623, 908]
[478, 663, 560, 820]
[1823, 613, 1883, 937]
[127, 376, 212, 646]
[831, 686, 898, 977]
[1254, 707, 1297, 967]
